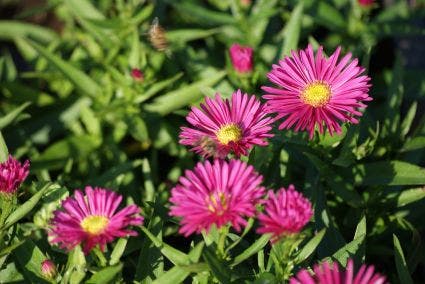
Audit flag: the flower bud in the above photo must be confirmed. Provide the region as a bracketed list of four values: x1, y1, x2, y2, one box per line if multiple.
[131, 68, 144, 82]
[41, 259, 57, 279]
[229, 44, 253, 74]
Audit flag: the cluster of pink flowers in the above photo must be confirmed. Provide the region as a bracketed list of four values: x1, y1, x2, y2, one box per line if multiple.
[171, 42, 383, 282]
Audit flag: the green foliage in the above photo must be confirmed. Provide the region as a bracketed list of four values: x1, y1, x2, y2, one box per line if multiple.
[0, 0, 424, 283]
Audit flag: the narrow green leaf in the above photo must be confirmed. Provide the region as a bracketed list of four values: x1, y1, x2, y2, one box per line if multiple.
[152, 266, 190, 284]
[401, 136, 425, 152]
[0, 21, 58, 43]
[395, 187, 425, 207]
[62, 246, 86, 284]
[315, 1, 346, 31]
[12, 238, 48, 283]
[393, 234, 414, 284]
[4, 183, 56, 229]
[166, 28, 221, 44]
[0, 132, 8, 162]
[401, 102, 417, 139]
[65, 0, 105, 20]
[170, 2, 236, 25]
[296, 229, 326, 263]
[144, 71, 226, 115]
[280, 3, 303, 58]
[203, 246, 231, 283]
[135, 73, 183, 104]
[0, 102, 31, 130]
[109, 238, 128, 265]
[86, 263, 123, 284]
[232, 234, 270, 267]
[354, 161, 425, 186]
[141, 226, 190, 266]
[330, 234, 365, 266]
[26, 40, 101, 97]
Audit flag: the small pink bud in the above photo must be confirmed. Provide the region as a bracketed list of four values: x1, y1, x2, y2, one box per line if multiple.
[229, 44, 254, 74]
[0, 155, 29, 195]
[131, 68, 144, 82]
[41, 259, 56, 279]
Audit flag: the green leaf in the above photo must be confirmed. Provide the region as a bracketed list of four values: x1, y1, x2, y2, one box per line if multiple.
[203, 246, 231, 283]
[32, 135, 101, 170]
[0, 102, 31, 130]
[354, 161, 425, 186]
[401, 136, 425, 152]
[62, 246, 86, 284]
[65, 0, 105, 20]
[152, 266, 190, 284]
[144, 71, 226, 115]
[141, 226, 190, 266]
[26, 39, 101, 98]
[86, 263, 123, 284]
[109, 239, 128, 266]
[280, 3, 303, 58]
[393, 234, 414, 284]
[135, 73, 183, 104]
[315, 1, 346, 31]
[232, 234, 270, 267]
[3, 183, 56, 230]
[395, 187, 425, 207]
[12, 238, 48, 283]
[295, 229, 326, 264]
[401, 102, 417, 139]
[167, 28, 221, 44]
[0, 132, 8, 162]
[170, 2, 236, 26]
[322, 213, 366, 266]
[0, 20, 58, 43]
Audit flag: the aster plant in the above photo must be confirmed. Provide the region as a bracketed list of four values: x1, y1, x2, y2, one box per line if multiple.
[0, 0, 423, 283]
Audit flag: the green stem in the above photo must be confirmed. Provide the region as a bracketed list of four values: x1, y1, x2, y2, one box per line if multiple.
[217, 225, 229, 259]
[92, 247, 107, 267]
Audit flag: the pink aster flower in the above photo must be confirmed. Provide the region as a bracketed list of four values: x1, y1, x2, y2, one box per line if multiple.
[229, 44, 254, 73]
[179, 90, 274, 158]
[290, 259, 387, 284]
[257, 185, 313, 242]
[262, 44, 372, 139]
[0, 155, 30, 194]
[169, 159, 265, 236]
[49, 186, 143, 254]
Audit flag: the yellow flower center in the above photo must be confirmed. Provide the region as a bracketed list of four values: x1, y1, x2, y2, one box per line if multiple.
[301, 82, 331, 107]
[207, 192, 228, 216]
[216, 124, 242, 145]
[80, 215, 109, 235]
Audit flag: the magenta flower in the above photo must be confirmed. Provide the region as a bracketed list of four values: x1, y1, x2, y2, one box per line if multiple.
[49, 186, 143, 254]
[289, 259, 387, 284]
[179, 90, 274, 158]
[257, 185, 312, 243]
[0, 155, 30, 194]
[262, 45, 372, 139]
[169, 159, 265, 236]
[41, 259, 56, 279]
[229, 44, 254, 73]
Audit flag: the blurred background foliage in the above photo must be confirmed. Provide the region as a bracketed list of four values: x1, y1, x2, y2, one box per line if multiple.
[0, 0, 424, 283]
